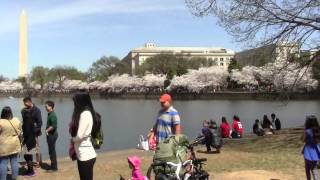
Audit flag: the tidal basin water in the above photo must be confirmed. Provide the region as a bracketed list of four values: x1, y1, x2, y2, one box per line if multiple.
[1, 97, 319, 158]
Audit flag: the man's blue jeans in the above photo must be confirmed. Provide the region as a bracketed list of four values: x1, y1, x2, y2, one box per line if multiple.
[0, 154, 19, 180]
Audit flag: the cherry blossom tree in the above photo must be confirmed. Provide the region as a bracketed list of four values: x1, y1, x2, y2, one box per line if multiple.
[170, 66, 229, 93]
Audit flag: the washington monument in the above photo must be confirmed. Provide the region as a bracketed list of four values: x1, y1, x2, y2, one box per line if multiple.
[18, 9, 28, 77]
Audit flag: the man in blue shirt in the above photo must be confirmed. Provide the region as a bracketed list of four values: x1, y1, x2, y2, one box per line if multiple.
[151, 94, 181, 143]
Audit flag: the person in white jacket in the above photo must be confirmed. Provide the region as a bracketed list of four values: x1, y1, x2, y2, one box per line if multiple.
[70, 92, 100, 180]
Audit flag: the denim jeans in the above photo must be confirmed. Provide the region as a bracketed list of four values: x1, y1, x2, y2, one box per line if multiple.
[0, 154, 19, 180]
[47, 134, 58, 170]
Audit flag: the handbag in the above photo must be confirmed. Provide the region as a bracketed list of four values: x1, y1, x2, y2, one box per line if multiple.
[69, 140, 77, 161]
[148, 133, 157, 151]
[7, 119, 23, 150]
[137, 135, 149, 151]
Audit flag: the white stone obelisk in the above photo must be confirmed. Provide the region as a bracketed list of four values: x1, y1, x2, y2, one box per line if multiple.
[18, 9, 28, 77]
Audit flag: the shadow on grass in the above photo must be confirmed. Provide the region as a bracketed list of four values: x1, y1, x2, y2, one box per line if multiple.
[18, 166, 27, 175]
[18, 161, 52, 175]
[197, 150, 221, 154]
[40, 162, 52, 170]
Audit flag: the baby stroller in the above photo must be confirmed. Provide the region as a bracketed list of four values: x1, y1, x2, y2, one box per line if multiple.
[147, 135, 209, 180]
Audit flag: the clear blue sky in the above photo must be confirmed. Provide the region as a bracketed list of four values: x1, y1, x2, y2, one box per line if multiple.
[0, 0, 240, 79]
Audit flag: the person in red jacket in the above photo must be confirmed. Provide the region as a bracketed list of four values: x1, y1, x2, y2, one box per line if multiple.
[220, 117, 230, 138]
[231, 115, 243, 138]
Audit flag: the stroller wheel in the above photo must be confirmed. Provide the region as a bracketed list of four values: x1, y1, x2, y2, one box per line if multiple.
[155, 173, 170, 180]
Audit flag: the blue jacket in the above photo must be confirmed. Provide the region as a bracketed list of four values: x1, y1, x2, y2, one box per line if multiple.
[303, 129, 320, 161]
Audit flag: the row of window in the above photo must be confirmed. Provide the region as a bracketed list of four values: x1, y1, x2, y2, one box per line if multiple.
[220, 62, 230, 66]
[139, 56, 232, 63]
[209, 57, 231, 61]
[138, 60, 228, 66]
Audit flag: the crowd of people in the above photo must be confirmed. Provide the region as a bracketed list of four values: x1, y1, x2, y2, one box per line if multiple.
[0, 92, 319, 180]
[252, 114, 281, 136]
[0, 97, 57, 180]
[199, 115, 244, 153]
[0, 92, 101, 180]
[197, 113, 282, 154]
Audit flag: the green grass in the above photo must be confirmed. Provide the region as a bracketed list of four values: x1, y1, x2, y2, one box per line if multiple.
[202, 128, 305, 177]
[33, 128, 306, 179]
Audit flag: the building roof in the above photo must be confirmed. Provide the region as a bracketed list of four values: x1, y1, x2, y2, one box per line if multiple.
[131, 43, 235, 55]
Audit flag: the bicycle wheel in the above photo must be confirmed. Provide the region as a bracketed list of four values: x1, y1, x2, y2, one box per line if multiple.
[155, 173, 171, 180]
[194, 171, 209, 180]
[184, 171, 209, 180]
[147, 166, 172, 180]
[147, 165, 155, 180]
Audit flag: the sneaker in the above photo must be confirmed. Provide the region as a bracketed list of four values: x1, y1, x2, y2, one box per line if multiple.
[24, 171, 36, 177]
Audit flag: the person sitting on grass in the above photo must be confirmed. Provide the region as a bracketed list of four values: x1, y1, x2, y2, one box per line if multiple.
[231, 115, 243, 138]
[271, 113, 281, 130]
[262, 115, 274, 135]
[220, 117, 231, 138]
[253, 119, 264, 136]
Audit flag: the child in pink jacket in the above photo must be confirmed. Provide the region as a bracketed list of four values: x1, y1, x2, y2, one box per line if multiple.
[128, 156, 148, 180]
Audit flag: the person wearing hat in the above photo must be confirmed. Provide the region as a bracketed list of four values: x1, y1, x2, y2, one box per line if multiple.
[149, 93, 181, 143]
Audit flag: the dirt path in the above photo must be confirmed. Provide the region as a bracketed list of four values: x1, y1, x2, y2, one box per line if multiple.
[214, 170, 298, 180]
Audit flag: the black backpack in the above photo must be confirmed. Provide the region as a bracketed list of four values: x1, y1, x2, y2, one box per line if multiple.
[91, 112, 103, 149]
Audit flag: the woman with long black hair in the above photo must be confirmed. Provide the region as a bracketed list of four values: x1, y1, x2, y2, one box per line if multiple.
[70, 92, 101, 180]
[302, 115, 320, 180]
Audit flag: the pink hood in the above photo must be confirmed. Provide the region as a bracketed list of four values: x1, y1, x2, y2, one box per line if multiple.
[128, 156, 141, 169]
[128, 156, 148, 180]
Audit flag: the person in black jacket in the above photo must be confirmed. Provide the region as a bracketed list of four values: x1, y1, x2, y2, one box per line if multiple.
[271, 113, 281, 130]
[253, 119, 264, 136]
[21, 107, 36, 176]
[22, 97, 43, 169]
[262, 114, 274, 134]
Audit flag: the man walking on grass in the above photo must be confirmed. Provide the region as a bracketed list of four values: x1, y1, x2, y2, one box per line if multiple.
[150, 93, 181, 143]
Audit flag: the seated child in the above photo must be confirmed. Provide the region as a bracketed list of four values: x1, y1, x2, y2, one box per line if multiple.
[128, 156, 148, 180]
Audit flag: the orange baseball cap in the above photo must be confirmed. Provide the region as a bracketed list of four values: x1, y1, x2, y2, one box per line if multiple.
[159, 94, 172, 102]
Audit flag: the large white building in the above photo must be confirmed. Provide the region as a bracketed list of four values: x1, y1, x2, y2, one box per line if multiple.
[235, 43, 300, 67]
[123, 43, 235, 75]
